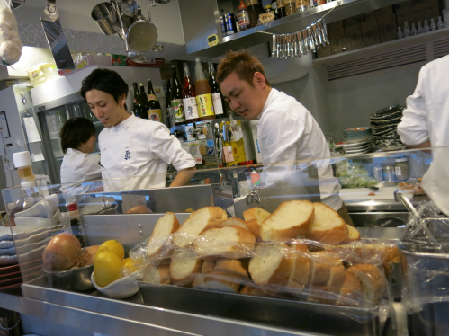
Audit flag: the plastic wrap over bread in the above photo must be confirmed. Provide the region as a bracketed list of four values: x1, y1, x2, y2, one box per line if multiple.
[125, 207, 398, 309]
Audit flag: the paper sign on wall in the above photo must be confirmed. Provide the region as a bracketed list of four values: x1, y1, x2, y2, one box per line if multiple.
[23, 117, 42, 143]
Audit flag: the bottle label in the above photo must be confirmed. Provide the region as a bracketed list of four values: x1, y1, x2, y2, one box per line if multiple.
[276, 0, 284, 8]
[395, 166, 401, 175]
[148, 109, 162, 122]
[238, 12, 250, 28]
[172, 99, 185, 122]
[211, 93, 223, 115]
[183, 97, 199, 120]
[196, 93, 215, 117]
[148, 94, 157, 101]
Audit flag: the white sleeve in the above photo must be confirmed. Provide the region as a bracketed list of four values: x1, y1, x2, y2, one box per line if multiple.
[149, 124, 196, 171]
[398, 66, 429, 146]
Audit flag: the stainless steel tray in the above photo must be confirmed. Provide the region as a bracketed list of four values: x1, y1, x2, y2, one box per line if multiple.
[23, 276, 390, 336]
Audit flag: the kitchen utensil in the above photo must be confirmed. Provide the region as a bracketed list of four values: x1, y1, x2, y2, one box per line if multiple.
[40, 0, 75, 70]
[91, 2, 122, 37]
[128, 18, 157, 52]
[120, 0, 139, 16]
[394, 190, 419, 217]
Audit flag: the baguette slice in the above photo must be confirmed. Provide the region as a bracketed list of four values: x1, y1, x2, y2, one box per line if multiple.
[260, 200, 314, 242]
[326, 265, 346, 304]
[173, 207, 228, 248]
[194, 225, 256, 260]
[169, 250, 202, 287]
[248, 243, 292, 286]
[201, 260, 216, 274]
[214, 259, 248, 279]
[285, 243, 310, 293]
[307, 203, 347, 244]
[147, 212, 180, 259]
[220, 217, 249, 231]
[347, 264, 384, 307]
[239, 285, 266, 297]
[343, 225, 361, 243]
[142, 264, 171, 285]
[243, 208, 271, 240]
[337, 271, 364, 307]
[193, 270, 243, 293]
[309, 252, 344, 285]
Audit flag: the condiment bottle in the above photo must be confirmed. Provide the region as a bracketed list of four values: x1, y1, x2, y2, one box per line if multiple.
[171, 66, 185, 124]
[237, 1, 250, 32]
[165, 77, 173, 128]
[284, 0, 296, 16]
[247, 0, 260, 28]
[395, 158, 410, 181]
[276, 0, 286, 18]
[208, 59, 226, 118]
[195, 58, 215, 120]
[183, 62, 200, 122]
[147, 79, 162, 122]
[138, 83, 148, 119]
[132, 82, 141, 118]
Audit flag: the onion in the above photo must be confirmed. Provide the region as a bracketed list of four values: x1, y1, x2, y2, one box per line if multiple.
[42, 234, 81, 270]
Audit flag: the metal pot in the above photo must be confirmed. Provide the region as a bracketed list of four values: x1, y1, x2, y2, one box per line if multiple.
[91, 2, 122, 36]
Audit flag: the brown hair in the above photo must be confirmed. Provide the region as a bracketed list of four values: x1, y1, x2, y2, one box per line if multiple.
[217, 50, 269, 86]
[60, 118, 96, 154]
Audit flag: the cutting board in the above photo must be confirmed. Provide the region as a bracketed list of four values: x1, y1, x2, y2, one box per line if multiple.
[339, 186, 413, 201]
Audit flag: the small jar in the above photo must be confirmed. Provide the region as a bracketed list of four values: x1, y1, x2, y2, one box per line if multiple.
[395, 158, 410, 181]
[13, 151, 35, 182]
[382, 164, 395, 182]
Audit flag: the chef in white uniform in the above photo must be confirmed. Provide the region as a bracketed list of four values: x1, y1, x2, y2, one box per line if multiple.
[217, 50, 352, 225]
[80, 68, 196, 191]
[59, 117, 102, 203]
[398, 55, 449, 216]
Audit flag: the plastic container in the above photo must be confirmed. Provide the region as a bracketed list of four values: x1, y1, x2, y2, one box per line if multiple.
[13, 151, 35, 182]
[237, 1, 249, 31]
[395, 158, 410, 181]
[27, 63, 58, 87]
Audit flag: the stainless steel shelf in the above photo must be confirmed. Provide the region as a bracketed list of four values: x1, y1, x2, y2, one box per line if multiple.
[190, 0, 410, 58]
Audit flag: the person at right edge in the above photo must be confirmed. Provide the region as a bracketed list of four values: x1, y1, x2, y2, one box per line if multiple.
[398, 55, 449, 216]
[217, 50, 353, 225]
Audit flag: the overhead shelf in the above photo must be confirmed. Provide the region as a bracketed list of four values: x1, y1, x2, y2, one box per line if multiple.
[188, 0, 410, 58]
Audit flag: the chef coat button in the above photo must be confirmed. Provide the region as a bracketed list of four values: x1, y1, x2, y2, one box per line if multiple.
[125, 165, 130, 170]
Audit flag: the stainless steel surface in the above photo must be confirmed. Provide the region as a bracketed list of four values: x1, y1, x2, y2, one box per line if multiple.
[20, 279, 327, 336]
[80, 213, 191, 253]
[357, 227, 405, 240]
[349, 212, 409, 227]
[44, 265, 94, 291]
[345, 197, 429, 212]
[184, 0, 410, 57]
[11, 0, 25, 9]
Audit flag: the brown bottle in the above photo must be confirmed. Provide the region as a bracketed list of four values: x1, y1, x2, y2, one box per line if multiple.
[247, 0, 260, 28]
[183, 62, 200, 122]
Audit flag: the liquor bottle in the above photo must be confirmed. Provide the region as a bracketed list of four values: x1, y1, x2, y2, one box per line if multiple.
[195, 58, 215, 120]
[147, 79, 162, 122]
[132, 83, 141, 118]
[171, 66, 185, 124]
[208, 59, 226, 118]
[258, 0, 264, 13]
[247, 0, 260, 28]
[165, 77, 173, 128]
[276, 0, 285, 18]
[237, 1, 250, 32]
[138, 83, 148, 119]
[182, 62, 199, 122]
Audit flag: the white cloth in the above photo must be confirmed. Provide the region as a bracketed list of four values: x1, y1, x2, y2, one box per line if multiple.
[257, 88, 342, 210]
[98, 113, 195, 191]
[60, 148, 102, 204]
[398, 55, 449, 216]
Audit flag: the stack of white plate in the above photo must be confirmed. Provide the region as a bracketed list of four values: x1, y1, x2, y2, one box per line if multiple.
[336, 140, 373, 155]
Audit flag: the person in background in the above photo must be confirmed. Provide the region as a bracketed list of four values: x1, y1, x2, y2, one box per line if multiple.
[217, 50, 353, 225]
[60, 117, 102, 184]
[398, 55, 449, 216]
[80, 68, 196, 191]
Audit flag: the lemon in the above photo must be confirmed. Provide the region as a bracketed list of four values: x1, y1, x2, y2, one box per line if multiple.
[97, 240, 125, 260]
[122, 258, 138, 273]
[94, 251, 122, 287]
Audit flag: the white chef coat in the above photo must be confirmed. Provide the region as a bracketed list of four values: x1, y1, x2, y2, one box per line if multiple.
[257, 88, 342, 210]
[398, 55, 449, 215]
[60, 148, 102, 204]
[98, 113, 195, 191]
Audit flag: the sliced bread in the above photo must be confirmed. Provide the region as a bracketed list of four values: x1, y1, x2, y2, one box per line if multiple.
[248, 243, 292, 286]
[194, 225, 256, 260]
[169, 249, 202, 287]
[260, 200, 314, 242]
[201, 260, 216, 274]
[220, 217, 249, 231]
[142, 264, 171, 285]
[173, 207, 228, 248]
[307, 203, 347, 244]
[193, 270, 243, 293]
[337, 271, 364, 307]
[214, 259, 248, 279]
[309, 252, 344, 285]
[243, 208, 271, 240]
[284, 243, 310, 293]
[346, 264, 384, 307]
[343, 225, 361, 243]
[147, 212, 180, 259]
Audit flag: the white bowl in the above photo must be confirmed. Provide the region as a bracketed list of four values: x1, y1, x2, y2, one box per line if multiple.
[91, 272, 139, 299]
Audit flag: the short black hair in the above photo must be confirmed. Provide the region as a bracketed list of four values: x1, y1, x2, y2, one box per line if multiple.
[60, 118, 96, 154]
[80, 68, 129, 103]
